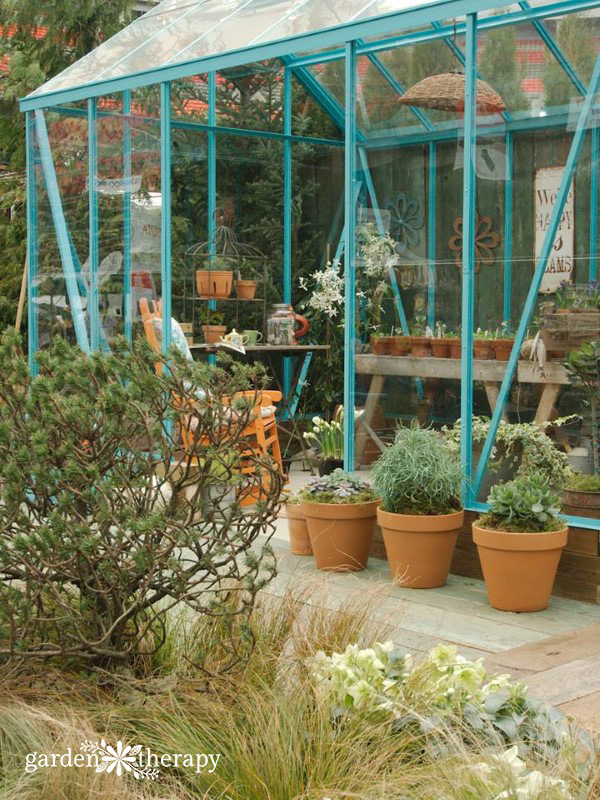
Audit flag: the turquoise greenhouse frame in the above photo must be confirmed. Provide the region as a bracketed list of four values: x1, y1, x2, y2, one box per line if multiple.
[20, 0, 600, 531]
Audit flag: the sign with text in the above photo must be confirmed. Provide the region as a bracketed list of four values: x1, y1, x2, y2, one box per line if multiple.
[535, 166, 575, 294]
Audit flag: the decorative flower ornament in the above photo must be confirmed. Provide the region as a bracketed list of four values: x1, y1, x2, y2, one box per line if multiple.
[388, 192, 424, 252]
[448, 213, 501, 272]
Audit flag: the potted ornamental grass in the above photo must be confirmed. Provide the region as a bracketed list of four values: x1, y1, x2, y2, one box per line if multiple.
[299, 470, 379, 571]
[473, 474, 568, 612]
[371, 426, 464, 589]
[284, 493, 312, 556]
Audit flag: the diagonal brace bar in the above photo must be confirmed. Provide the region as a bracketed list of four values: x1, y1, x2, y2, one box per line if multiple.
[472, 52, 600, 498]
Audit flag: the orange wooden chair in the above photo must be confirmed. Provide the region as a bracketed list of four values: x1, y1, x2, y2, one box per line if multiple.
[138, 298, 284, 498]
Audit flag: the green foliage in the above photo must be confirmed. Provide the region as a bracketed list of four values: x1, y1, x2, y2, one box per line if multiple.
[566, 472, 600, 492]
[199, 307, 225, 326]
[300, 469, 377, 505]
[371, 425, 463, 515]
[478, 25, 527, 111]
[480, 474, 564, 533]
[443, 416, 574, 489]
[543, 15, 597, 108]
[564, 342, 600, 473]
[0, 330, 283, 678]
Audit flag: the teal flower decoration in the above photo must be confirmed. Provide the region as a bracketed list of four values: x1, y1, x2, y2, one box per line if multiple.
[388, 192, 424, 252]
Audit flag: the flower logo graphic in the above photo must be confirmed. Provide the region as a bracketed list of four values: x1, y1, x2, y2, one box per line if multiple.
[80, 740, 160, 781]
[387, 192, 424, 253]
[448, 213, 501, 272]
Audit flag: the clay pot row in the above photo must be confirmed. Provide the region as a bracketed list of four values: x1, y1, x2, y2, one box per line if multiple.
[195, 270, 258, 300]
[287, 502, 567, 613]
[371, 336, 515, 361]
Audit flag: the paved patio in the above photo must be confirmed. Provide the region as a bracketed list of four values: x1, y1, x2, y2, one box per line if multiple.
[261, 467, 600, 732]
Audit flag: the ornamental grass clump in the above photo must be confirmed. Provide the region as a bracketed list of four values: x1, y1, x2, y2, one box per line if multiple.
[372, 426, 463, 515]
[300, 469, 377, 505]
[479, 474, 565, 533]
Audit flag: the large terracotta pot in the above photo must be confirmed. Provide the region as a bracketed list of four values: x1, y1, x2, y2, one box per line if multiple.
[377, 507, 464, 588]
[196, 270, 233, 298]
[235, 279, 257, 300]
[473, 522, 568, 612]
[285, 504, 312, 556]
[301, 500, 379, 571]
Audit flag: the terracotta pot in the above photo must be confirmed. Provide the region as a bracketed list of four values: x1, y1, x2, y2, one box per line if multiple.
[493, 338, 514, 361]
[473, 522, 568, 612]
[201, 324, 226, 343]
[378, 506, 464, 588]
[390, 336, 410, 356]
[473, 340, 495, 360]
[286, 504, 312, 556]
[371, 337, 390, 355]
[563, 488, 600, 520]
[301, 500, 379, 572]
[196, 270, 233, 298]
[448, 339, 461, 358]
[235, 279, 258, 300]
[409, 336, 432, 357]
[430, 339, 450, 358]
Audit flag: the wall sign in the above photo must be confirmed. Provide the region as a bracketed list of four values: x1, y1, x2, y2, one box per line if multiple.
[535, 167, 575, 294]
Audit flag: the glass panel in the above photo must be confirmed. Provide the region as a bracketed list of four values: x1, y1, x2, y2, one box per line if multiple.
[171, 74, 209, 124]
[217, 61, 283, 132]
[291, 72, 343, 139]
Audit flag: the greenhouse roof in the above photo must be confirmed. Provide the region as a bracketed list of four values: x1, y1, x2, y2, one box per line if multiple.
[21, 0, 512, 111]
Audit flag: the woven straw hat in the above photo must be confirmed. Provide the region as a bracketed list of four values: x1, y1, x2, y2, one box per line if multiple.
[398, 71, 506, 113]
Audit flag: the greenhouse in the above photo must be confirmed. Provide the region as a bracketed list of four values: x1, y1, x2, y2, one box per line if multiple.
[20, 0, 600, 535]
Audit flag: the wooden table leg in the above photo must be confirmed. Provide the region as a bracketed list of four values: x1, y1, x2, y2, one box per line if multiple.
[534, 383, 562, 427]
[484, 382, 509, 422]
[355, 373, 385, 466]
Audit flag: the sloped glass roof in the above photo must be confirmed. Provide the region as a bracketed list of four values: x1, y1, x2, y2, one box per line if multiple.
[27, 0, 446, 101]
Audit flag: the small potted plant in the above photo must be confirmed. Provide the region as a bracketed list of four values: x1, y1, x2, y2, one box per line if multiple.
[284, 493, 312, 556]
[409, 315, 431, 357]
[473, 474, 568, 612]
[492, 321, 514, 361]
[299, 469, 379, 571]
[200, 308, 226, 343]
[563, 472, 600, 519]
[447, 330, 461, 359]
[196, 257, 234, 299]
[370, 331, 391, 355]
[303, 407, 344, 475]
[430, 321, 450, 358]
[473, 328, 495, 360]
[390, 326, 410, 356]
[234, 259, 259, 300]
[371, 426, 464, 589]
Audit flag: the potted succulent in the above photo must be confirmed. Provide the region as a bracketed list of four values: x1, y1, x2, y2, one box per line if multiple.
[196, 258, 234, 299]
[563, 472, 600, 519]
[473, 474, 568, 612]
[299, 469, 379, 571]
[492, 321, 514, 361]
[430, 321, 450, 358]
[284, 493, 312, 556]
[409, 315, 431, 357]
[303, 407, 344, 475]
[371, 426, 464, 589]
[473, 328, 495, 360]
[200, 308, 226, 343]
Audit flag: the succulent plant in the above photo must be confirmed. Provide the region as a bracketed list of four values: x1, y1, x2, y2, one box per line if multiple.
[300, 469, 377, 505]
[480, 474, 564, 533]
